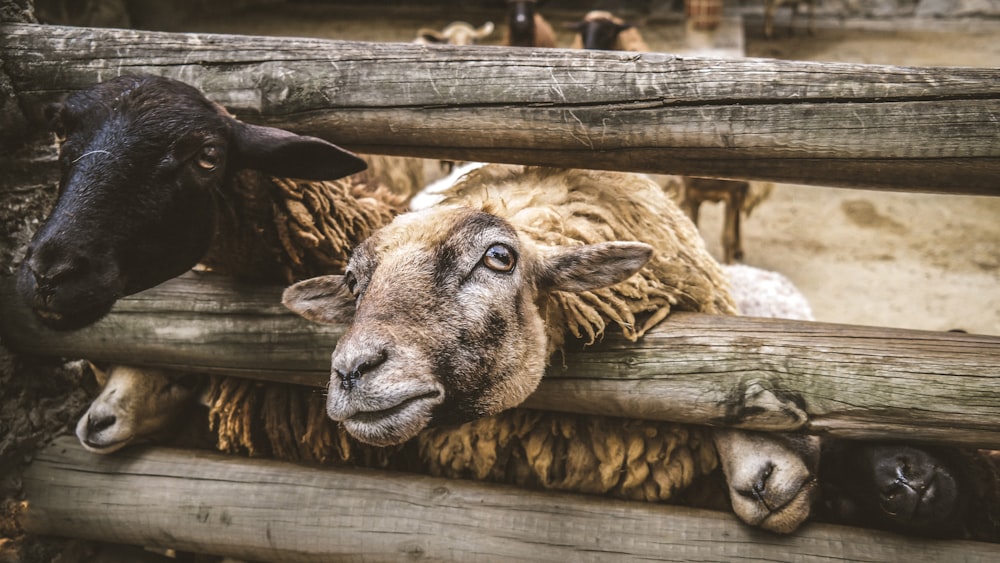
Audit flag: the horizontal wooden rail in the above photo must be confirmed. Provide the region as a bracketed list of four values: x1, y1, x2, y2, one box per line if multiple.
[3, 272, 999, 447]
[17, 436, 1000, 562]
[2, 23, 999, 194]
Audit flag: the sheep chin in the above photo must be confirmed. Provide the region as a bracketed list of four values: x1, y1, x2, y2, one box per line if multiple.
[754, 478, 818, 534]
[337, 389, 444, 447]
[78, 437, 134, 455]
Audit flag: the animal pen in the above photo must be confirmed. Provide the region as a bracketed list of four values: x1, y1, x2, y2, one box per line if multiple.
[1, 19, 1000, 562]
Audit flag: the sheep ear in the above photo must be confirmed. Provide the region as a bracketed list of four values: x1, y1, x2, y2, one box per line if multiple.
[282, 275, 356, 325]
[537, 242, 653, 293]
[85, 361, 111, 387]
[474, 21, 496, 39]
[417, 28, 446, 43]
[229, 120, 368, 181]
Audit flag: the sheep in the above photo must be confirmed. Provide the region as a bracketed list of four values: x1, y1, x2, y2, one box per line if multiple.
[282, 164, 819, 533]
[77, 365, 721, 504]
[817, 440, 1000, 542]
[33, 76, 798, 533]
[503, 0, 557, 48]
[680, 178, 774, 264]
[568, 10, 650, 52]
[15, 74, 407, 331]
[764, 0, 816, 39]
[413, 21, 495, 46]
[29, 77, 768, 530]
[564, 13, 769, 264]
[723, 266, 999, 542]
[75, 261, 817, 517]
[723, 263, 813, 320]
[77, 363, 1000, 542]
[75, 364, 212, 454]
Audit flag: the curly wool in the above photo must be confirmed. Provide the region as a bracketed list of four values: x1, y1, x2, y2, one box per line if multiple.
[204, 375, 412, 470]
[419, 409, 719, 502]
[204, 376, 718, 504]
[201, 165, 407, 284]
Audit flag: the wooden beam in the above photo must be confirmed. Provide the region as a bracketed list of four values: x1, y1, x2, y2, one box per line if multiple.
[17, 436, 1000, 562]
[1, 23, 998, 194]
[3, 273, 999, 447]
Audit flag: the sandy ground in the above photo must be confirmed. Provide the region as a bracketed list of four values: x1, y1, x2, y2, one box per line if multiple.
[180, 5, 1000, 335]
[729, 22, 1000, 335]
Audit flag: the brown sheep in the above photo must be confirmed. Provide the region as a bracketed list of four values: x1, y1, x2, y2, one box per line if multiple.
[568, 10, 649, 52]
[77, 261, 818, 525]
[565, 14, 768, 264]
[680, 177, 774, 263]
[284, 164, 818, 533]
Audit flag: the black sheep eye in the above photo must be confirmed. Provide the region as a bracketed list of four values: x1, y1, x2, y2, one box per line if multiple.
[483, 244, 515, 273]
[344, 271, 359, 296]
[196, 144, 220, 171]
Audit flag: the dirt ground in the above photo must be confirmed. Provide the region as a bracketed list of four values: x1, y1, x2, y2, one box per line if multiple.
[720, 22, 1000, 336]
[179, 5, 1000, 335]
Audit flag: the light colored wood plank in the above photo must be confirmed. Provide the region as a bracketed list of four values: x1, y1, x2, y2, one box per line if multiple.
[18, 436, 1000, 562]
[1, 23, 998, 194]
[3, 273, 999, 447]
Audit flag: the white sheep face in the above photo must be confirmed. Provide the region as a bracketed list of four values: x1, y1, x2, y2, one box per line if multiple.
[76, 365, 200, 454]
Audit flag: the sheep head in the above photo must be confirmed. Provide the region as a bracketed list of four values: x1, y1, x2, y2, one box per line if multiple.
[76, 364, 202, 454]
[283, 205, 652, 446]
[17, 75, 367, 331]
[568, 11, 634, 50]
[506, 0, 540, 46]
[415, 21, 495, 45]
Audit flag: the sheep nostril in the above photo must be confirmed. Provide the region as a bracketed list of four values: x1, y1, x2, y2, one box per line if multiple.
[87, 414, 117, 434]
[335, 350, 388, 392]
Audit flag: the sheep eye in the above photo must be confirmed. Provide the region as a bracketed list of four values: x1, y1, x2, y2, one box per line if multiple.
[344, 271, 359, 297]
[482, 244, 515, 273]
[196, 145, 220, 171]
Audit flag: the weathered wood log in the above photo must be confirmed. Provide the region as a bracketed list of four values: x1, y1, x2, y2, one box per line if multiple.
[2, 23, 998, 194]
[17, 436, 1000, 562]
[3, 272, 999, 447]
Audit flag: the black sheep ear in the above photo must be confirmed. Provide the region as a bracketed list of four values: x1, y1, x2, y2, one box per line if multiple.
[229, 120, 367, 181]
[42, 102, 66, 135]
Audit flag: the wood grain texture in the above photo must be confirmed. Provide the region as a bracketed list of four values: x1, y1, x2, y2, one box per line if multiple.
[1, 23, 998, 193]
[18, 436, 1000, 562]
[3, 273, 999, 447]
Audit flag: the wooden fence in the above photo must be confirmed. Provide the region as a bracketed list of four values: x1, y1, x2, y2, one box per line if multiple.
[2, 24, 999, 194]
[2, 22, 1000, 562]
[2, 273, 1000, 448]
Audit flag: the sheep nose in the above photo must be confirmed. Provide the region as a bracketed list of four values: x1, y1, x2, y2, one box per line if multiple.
[333, 349, 387, 392]
[24, 245, 88, 292]
[87, 413, 117, 434]
[739, 462, 776, 510]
